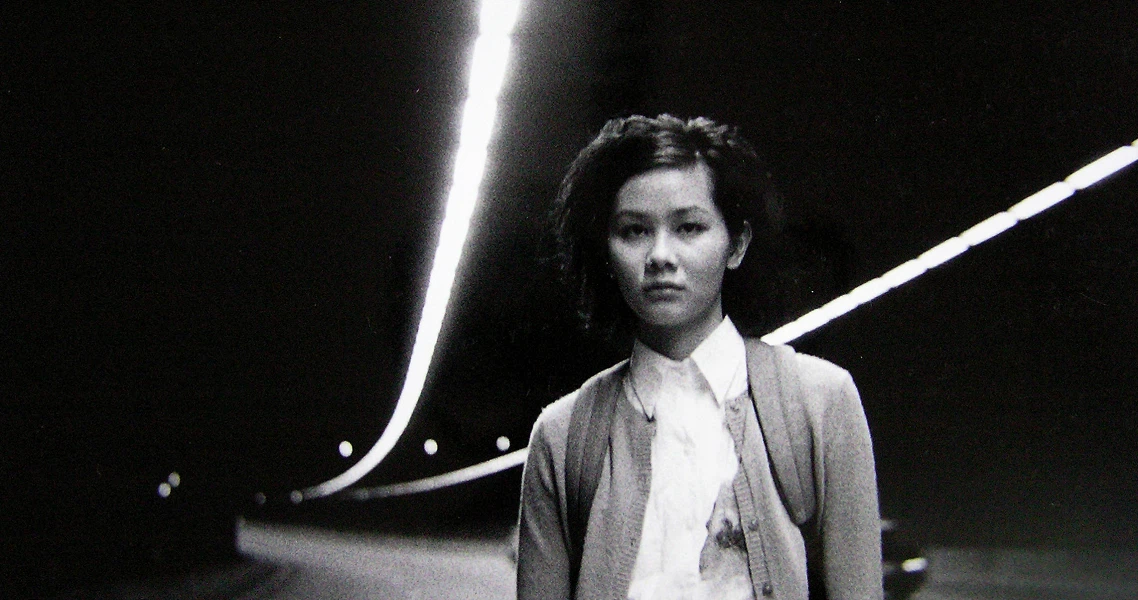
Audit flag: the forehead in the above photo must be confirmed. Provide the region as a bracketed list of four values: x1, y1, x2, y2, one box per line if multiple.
[612, 161, 716, 216]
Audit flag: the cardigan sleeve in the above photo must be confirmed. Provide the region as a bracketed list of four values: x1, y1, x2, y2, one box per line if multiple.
[517, 403, 573, 600]
[816, 369, 883, 600]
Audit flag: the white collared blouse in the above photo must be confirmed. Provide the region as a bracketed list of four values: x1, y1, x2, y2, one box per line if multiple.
[626, 317, 753, 600]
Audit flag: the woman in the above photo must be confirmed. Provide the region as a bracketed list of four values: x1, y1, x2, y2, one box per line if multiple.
[517, 115, 881, 600]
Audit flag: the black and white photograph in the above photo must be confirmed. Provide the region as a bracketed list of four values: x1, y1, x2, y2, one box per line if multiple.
[4, 1, 1137, 598]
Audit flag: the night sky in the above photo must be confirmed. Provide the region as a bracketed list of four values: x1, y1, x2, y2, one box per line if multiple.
[4, 1, 1138, 595]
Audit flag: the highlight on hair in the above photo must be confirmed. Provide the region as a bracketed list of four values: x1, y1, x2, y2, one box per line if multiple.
[551, 114, 787, 339]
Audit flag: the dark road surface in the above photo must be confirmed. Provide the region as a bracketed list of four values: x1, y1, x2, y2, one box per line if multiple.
[910, 547, 1138, 600]
[75, 521, 1138, 599]
[234, 520, 516, 599]
[234, 521, 1138, 600]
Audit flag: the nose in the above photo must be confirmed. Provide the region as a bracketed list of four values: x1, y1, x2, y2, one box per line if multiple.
[645, 231, 677, 273]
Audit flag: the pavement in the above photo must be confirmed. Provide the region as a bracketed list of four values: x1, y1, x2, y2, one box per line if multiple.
[910, 547, 1138, 600]
[235, 520, 1138, 600]
[234, 519, 517, 600]
[64, 520, 1138, 599]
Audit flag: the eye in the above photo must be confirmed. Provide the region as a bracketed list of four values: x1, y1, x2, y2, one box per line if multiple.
[677, 221, 709, 235]
[615, 223, 649, 239]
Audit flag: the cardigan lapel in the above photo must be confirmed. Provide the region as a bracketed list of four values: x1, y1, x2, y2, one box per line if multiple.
[600, 379, 655, 600]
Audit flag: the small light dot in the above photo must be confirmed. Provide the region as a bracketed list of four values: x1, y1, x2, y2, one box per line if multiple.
[423, 439, 438, 455]
[253, 492, 266, 506]
[167, 472, 181, 487]
[157, 482, 172, 498]
[338, 441, 353, 458]
[496, 436, 510, 452]
[289, 490, 303, 504]
[901, 557, 929, 573]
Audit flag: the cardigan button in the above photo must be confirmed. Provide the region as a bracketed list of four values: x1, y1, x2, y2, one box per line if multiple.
[761, 582, 773, 596]
[747, 518, 760, 531]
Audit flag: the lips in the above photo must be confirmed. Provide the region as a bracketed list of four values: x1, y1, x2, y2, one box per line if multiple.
[643, 281, 685, 298]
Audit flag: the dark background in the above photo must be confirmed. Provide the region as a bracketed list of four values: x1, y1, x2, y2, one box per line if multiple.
[4, 1, 1137, 596]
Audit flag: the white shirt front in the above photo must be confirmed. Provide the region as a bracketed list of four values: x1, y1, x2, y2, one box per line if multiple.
[625, 317, 752, 600]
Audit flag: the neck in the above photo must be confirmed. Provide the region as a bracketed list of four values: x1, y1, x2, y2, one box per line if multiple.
[636, 308, 724, 361]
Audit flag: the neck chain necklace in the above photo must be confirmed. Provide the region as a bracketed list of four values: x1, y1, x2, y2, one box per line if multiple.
[626, 376, 655, 422]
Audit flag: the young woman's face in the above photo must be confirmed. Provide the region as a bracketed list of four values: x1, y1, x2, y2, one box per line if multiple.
[607, 162, 749, 343]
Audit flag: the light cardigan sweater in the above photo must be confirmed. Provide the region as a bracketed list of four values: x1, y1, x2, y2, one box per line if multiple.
[517, 342, 882, 600]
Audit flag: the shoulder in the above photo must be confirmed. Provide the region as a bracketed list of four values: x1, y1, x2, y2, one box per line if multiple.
[528, 360, 629, 456]
[747, 339, 854, 390]
[778, 346, 869, 440]
[787, 349, 856, 394]
[746, 339, 862, 419]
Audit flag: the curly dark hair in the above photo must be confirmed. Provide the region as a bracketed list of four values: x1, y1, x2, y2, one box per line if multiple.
[551, 114, 787, 339]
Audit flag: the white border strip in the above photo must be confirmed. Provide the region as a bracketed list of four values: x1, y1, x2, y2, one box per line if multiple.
[299, 0, 523, 501]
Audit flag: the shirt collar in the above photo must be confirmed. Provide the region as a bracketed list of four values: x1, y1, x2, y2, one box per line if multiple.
[627, 317, 748, 418]
[689, 316, 747, 405]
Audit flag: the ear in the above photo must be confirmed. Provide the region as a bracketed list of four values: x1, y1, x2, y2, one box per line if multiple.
[726, 221, 752, 270]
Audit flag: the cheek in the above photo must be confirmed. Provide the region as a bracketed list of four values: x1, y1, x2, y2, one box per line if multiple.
[681, 253, 732, 305]
[607, 243, 642, 288]
[689, 240, 733, 281]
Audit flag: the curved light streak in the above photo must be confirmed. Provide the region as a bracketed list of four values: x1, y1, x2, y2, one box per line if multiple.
[340, 138, 1137, 499]
[348, 449, 529, 500]
[299, 0, 523, 501]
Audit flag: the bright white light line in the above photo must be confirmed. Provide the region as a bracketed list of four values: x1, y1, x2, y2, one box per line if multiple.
[760, 140, 1138, 345]
[343, 138, 1137, 499]
[349, 449, 529, 499]
[299, 0, 522, 501]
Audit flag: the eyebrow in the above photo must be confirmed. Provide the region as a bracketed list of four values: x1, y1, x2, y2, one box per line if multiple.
[610, 206, 715, 220]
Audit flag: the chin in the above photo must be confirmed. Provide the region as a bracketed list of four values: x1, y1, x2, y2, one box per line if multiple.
[635, 300, 719, 330]
[636, 311, 703, 332]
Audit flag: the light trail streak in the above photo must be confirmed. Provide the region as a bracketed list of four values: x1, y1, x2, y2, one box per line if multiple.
[298, 0, 523, 501]
[348, 449, 529, 499]
[760, 139, 1138, 345]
